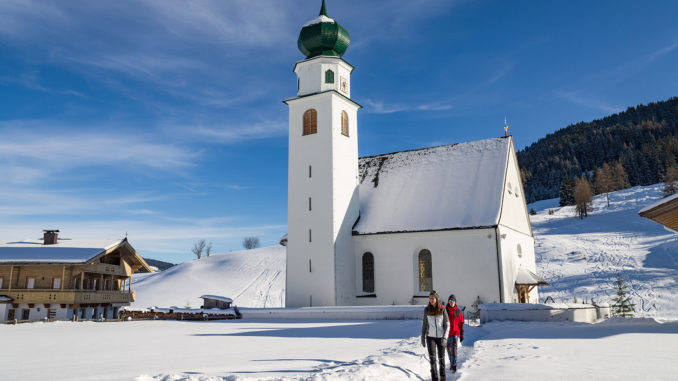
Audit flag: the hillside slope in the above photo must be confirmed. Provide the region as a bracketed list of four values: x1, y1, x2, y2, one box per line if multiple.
[131, 245, 285, 309]
[530, 184, 678, 318]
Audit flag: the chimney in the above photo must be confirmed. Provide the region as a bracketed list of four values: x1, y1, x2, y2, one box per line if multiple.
[43, 230, 60, 245]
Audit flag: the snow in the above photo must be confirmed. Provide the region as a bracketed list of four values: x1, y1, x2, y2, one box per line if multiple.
[638, 189, 678, 213]
[201, 295, 233, 303]
[1, 318, 677, 380]
[0, 296, 12, 302]
[479, 302, 594, 311]
[131, 246, 285, 309]
[302, 15, 334, 27]
[529, 184, 678, 318]
[354, 137, 510, 234]
[0, 239, 122, 263]
[515, 267, 548, 285]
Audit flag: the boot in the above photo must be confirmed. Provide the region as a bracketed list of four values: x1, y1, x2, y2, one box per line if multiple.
[440, 372, 446, 381]
[431, 370, 438, 380]
[452, 365, 457, 373]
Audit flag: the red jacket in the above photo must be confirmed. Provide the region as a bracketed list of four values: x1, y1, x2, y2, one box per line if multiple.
[446, 304, 464, 338]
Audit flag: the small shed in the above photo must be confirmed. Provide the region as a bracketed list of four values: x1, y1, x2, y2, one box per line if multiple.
[515, 268, 549, 303]
[200, 295, 233, 309]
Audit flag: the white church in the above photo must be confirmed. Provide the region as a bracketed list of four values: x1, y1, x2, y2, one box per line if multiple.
[284, 1, 546, 308]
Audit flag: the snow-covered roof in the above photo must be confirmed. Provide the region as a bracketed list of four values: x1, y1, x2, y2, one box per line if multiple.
[639, 191, 678, 214]
[303, 15, 335, 27]
[0, 296, 13, 303]
[200, 295, 233, 303]
[515, 267, 550, 286]
[0, 239, 123, 264]
[354, 137, 511, 234]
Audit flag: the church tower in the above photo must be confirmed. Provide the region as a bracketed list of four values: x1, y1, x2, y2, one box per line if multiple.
[284, 1, 361, 307]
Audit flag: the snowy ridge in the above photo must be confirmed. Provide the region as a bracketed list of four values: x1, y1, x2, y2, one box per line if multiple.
[131, 246, 285, 309]
[530, 184, 678, 318]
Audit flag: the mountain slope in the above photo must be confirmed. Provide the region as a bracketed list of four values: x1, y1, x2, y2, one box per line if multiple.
[530, 184, 678, 318]
[131, 245, 285, 309]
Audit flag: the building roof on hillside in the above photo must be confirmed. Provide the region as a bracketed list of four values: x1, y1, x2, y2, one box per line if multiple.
[0, 238, 151, 271]
[639, 192, 678, 232]
[353, 137, 511, 235]
[200, 295, 233, 303]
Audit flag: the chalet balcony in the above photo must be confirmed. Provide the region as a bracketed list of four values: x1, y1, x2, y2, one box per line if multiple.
[0, 289, 135, 305]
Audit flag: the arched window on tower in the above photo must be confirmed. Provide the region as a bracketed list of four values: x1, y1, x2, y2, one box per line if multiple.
[325, 69, 334, 84]
[341, 110, 349, 137]
[362, 252, 374, 293]
[303, 109, 317, 135]
[418, 249, 432, 292]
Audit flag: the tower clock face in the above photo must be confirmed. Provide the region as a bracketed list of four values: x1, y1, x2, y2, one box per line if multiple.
[340, 77, 349, 94]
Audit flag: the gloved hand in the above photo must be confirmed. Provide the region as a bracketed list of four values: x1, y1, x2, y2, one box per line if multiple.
[460, 336, 464, 343]
[421, 337, 426, 347]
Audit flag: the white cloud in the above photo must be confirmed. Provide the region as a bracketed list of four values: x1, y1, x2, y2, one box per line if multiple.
[555, 91, 622, 114]
[162, 119, 287, 143]
[364, 99, 453, 114]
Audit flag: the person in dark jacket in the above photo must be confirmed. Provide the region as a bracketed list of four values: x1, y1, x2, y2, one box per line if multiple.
[421, 290, 450, 381]
[445, 294, 464, 373]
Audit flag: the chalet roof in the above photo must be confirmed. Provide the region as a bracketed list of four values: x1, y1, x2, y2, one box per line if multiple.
[200, 295, 233, 303]
[353, 137, 511, 235]
[0, 238, 151, 271]
[515, 267, 549, 286]
[0, 296, 13, 303]
[639, 192, 678, 232]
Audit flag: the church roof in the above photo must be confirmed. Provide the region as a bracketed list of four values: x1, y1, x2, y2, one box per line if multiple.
[353, 137, 511, 235]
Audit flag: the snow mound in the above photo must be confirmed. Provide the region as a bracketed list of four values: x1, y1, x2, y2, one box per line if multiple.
[131, 246, 285, 309]
[529, 184, 678, 318]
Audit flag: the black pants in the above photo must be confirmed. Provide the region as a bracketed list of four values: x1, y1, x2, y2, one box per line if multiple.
[426, 336, 446, 380]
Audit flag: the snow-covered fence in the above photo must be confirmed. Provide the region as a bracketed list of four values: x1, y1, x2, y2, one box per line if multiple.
[240, 305, 423, 320]
[479, 303, 604, 323]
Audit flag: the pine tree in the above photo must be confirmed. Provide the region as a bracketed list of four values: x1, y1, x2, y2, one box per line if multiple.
[663, 166, 678, 197]
[613, 161, 630, 190]
[611, 274, 635, 318]
[559, 176, 575, 206]
[574, 177, 593, 219]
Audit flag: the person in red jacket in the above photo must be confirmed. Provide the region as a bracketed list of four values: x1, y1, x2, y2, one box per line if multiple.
[445, 294, 464, 373]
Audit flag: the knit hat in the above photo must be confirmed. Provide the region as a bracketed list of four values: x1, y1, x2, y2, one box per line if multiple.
[448, 294, 456, 302]
[429, 290, 440, 302]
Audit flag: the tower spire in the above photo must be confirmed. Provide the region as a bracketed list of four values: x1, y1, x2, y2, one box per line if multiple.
[504, 117, 509, 137]
[320, 0, 328, 16]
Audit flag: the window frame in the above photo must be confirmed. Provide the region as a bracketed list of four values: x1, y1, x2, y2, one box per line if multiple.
[362, 252, 375, 293]
[325, 69, 335, 84]
[418, 249, 432, 292]
[303, 109, 318, 136]
[341, 110, 349, 137]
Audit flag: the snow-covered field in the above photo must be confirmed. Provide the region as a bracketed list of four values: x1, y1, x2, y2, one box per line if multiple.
[3, 184, 678, 380]
[131, 246, 285, 309]
[530, 184, 678, 318]
[1, 318, 676, 380]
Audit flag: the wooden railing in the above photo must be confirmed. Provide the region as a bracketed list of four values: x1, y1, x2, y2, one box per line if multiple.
[87, 263, 128, 276]
[0, 289, 135, 304]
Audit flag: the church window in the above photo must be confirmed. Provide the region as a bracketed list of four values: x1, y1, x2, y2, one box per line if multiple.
[418, 249, 433, 292]
[341, 111, 349, 137]
[507, 182, 513, 195]
[517, 244, 523, 258]
[362, 252, 375, 293]
[303, 109, 318, 135]
[325, 69, 334, 84]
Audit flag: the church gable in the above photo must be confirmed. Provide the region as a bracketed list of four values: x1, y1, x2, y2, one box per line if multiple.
[354, 137, 511, 235]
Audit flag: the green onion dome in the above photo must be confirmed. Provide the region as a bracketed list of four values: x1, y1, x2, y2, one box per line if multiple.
[297, 0, 350, 58]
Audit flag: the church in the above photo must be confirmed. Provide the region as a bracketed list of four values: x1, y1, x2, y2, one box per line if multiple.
[284, 1, 545, 308]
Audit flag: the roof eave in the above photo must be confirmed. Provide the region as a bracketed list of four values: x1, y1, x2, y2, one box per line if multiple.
[352, 225, 498, 236]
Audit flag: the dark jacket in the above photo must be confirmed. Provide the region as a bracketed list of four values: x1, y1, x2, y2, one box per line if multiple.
[421, 304, 450, 340]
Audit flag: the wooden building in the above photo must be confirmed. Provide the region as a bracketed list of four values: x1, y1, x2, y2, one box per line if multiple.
[0, 230, 151, 322]
[639, 193, 678, 232]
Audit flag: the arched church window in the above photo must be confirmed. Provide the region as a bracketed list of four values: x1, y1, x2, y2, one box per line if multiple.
[303, 109, 317, 135]
[418, 249, 432, 292]
[362, 252, 374, 293]
[341, 110, 349, 137]
[325, 69, 334, 84]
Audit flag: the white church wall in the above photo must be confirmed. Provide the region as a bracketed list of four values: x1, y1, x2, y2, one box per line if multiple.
[295, 57, 353, 98]
[498, 137, 532, 236]
[352, 228, 502, 308]
[497, 226, 538, 303]
[0, 304, 7, 320]
[331, 95, 360, 305]
[287, 93, 339, 307]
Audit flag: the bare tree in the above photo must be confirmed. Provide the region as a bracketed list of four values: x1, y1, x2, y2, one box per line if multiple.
[192, 239, 206, 259]
[242, 236, 260, 250]
[574, 177, 593, 219]
[205, 242, 213, 257]
[663, 166, 678, 197]
[595, 162, 613, 207]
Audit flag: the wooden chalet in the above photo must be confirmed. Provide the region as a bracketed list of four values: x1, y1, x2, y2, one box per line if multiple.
[0, 230, 151, 322]
[639, 193, 678, 232]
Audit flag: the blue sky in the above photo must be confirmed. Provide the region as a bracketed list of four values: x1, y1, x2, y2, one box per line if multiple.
[1, 0, 677, 263]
